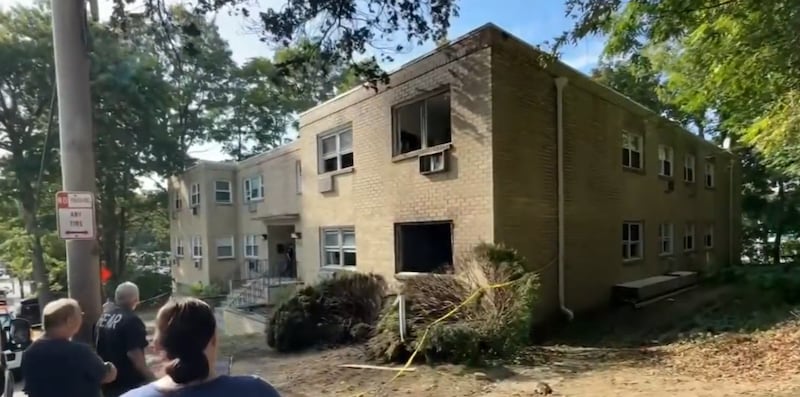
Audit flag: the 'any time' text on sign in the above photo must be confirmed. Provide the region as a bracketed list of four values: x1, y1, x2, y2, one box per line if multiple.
[56, 191, 96, 240]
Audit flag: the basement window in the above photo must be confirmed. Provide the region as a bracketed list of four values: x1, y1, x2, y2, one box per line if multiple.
[393, 91, 452, 155]
[395, 221, 453, 273]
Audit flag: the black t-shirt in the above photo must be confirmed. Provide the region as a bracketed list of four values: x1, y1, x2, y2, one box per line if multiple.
[22, 338, 107, 397]
[96, 306, 149, 393]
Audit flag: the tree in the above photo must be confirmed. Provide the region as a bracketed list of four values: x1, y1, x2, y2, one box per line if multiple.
[0, 4, 61, 303]
[111, 0, 459, 86]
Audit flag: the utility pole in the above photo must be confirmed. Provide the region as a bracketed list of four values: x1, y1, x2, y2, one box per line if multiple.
[51, 0, 101, 345]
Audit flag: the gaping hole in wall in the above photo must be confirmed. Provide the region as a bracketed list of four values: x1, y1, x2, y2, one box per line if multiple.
[394, 91, 452, 155]
[395, 221, 454, 273]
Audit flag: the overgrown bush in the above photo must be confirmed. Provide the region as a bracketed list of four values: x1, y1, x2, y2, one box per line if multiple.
[718, 265, 800, 303]
[366, 243, 539, 365]
[266, 273, 386, 352]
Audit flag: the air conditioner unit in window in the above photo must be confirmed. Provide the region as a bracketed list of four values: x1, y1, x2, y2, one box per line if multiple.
[318, 270, 337, 281]
[193, 260, 201, 269]
[419, 151, 447, 175]
[248, 201, 258, 213]
[191, 206, 199, 215]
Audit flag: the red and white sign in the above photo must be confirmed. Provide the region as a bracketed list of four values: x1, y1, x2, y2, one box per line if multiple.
[56, 191, 96, 240]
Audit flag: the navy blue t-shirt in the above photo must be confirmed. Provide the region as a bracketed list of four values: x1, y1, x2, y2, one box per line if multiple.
[22, 338, 108, 397]
[120, 375, 281, 397]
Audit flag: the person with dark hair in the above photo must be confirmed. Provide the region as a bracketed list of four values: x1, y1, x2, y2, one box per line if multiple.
[121, 297, 281, 397]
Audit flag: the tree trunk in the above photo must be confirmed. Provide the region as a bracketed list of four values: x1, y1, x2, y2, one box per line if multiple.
[774, 180, 786, 268]
[116, 205, 127, 279]
[18, 278, 24, 299]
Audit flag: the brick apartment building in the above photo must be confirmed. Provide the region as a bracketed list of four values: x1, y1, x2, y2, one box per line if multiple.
[169, 23, 741, 318]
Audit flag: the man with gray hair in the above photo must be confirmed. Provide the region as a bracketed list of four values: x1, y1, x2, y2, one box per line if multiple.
[96, 282, 156, 397]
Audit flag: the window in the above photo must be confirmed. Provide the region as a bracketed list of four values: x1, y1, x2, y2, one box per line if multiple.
[175, 238, 185, 257]
[214, 181, 232, 203]
[622, 132, 643, 169]
[295, 160, 302, 194]
[684, 154, 696, 182]
[322, 228, 356, 268]
[243, 175, 264, 202]
[191, 236, 203, 258]
[190, 183, 200, 207]
[705, 224, 714, 248]
[658, 145, 673, 177]
[318, 128, 354, 173]
[622, 222, 643, 261]
[393, 92, 452, 155]
[174, 192, 182, 210]
[684, 223, 696, 252]
[243, 234, 259, 258]
[216, 236, 234, 259]
[395, 222, 453, 273]
[705, 162, 715, 188]
[658, 223, 673, 255]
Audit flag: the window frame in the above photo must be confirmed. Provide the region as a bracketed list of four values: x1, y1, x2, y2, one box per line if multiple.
[191, 235, 203, 258]
[705, 162, 716, 188]
[215, 236, 235, 259]
[705, 224, 714, 249]
[658, 144, 674, 177]
[175, 238, 185, 258]
[243, 234, 259, 258]
[622, 131, 644, 170]
[391, 90, 452, 156]
[317, 127, 354, 174]
[658, 223, 674, 256]
[622, 221, 644, 262]
[243, 175, 264, 202]
[295, 160, 303, 195]
[190, 183, 200, 207]
[684, 223, 696, 252]
[214, 180, 232, 204]
[684, 154, 696, 183]
[174, 192, 183, 210]
[321, 227, 356, 269]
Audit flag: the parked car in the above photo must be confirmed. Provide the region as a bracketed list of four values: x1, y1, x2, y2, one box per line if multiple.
[16, 298, 40, 328]
[0, 304, 31, 380]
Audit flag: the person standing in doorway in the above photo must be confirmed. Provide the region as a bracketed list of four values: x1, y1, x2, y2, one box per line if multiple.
[97, 282, 156, 397]
[22, 298, 117, 397]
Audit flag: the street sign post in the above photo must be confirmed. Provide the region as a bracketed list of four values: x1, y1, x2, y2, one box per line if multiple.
[56, 191, 96, 240]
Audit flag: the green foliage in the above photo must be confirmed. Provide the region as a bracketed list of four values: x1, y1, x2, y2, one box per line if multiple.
[718, 266, 800, 304]
[188, 282, 223, 298]
[266, 273, 386, 353]
[366, 243, 539, 366]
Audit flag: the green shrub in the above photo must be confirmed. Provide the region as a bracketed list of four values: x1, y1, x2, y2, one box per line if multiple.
[189, 282, 223, 298]
[366, 243, 539, 365]
[266, 273, 386, 352]
[718, 265, 800, 303]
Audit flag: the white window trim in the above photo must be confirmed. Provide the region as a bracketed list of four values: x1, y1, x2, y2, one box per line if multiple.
[705, 162, 716, 188]
[658, 145, 673, 177]
[622, 131, 643, 170]
[214, 180, 232, 204]
[191, 235, 203, 258]
[622, 222, 643, 261]
[216, 236, 235, 259]
[174, 192, 183, 210]
[684, 154, 696, 183]
[658, 223, 674, 256]
[705, 224, 714, 249]
[175, 238, 185, 258]
[684, 224, 696, 252]
[243, 175, 265, 202]
[190, 183, 201, 207]
[321, 227, 356, 269]
[317, 128, 353, 174]
[243, 234, 259, 258]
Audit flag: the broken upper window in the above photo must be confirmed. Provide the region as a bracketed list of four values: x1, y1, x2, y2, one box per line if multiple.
[393, 92, 452, 155]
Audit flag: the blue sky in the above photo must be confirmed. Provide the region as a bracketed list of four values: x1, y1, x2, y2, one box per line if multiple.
[1, 0, 605, 165]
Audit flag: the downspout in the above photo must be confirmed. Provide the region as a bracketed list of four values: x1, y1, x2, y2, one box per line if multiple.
[723, 138, 734, 266]
[554, 76, 574, 321]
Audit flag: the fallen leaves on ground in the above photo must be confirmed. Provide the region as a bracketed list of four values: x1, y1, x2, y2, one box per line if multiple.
[661, 319, 800, 382]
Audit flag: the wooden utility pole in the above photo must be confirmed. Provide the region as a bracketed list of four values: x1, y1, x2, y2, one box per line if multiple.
[50, 0, 101, 344]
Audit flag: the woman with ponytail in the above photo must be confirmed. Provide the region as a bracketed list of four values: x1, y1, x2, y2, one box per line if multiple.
[121, 298, 281, 397]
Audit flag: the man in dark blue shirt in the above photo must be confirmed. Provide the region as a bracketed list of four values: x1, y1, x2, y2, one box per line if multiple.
[97, 282, 156, 397]
[22, 298, 117, 397]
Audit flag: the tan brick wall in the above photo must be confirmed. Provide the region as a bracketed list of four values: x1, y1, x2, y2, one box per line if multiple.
[297, 35, 495, 285]
[490, 31, 740, 316]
